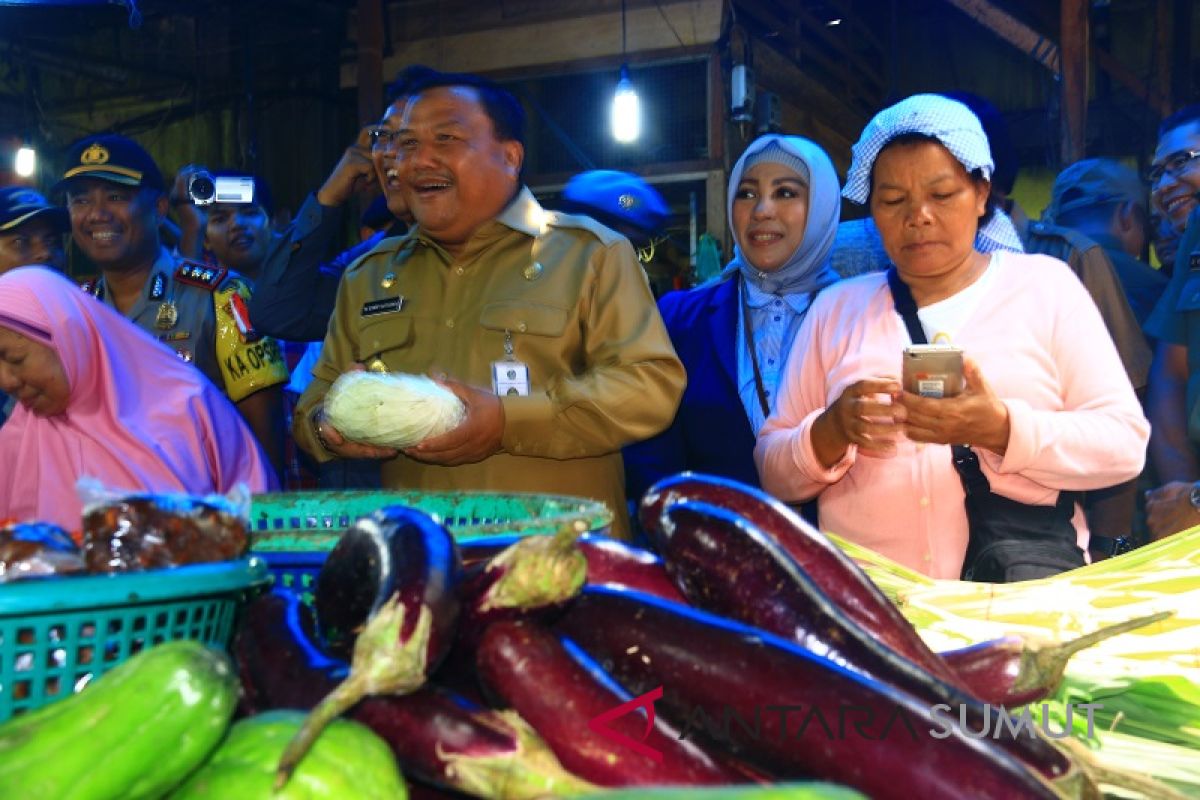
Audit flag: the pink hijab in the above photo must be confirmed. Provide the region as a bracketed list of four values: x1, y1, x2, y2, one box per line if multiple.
[0, 266, 277, 531]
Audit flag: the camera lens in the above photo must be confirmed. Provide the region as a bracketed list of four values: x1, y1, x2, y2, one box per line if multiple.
[188, 173, 216, 204]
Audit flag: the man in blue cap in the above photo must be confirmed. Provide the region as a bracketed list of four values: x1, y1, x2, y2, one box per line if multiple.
[0, 186, 67, 275]
[0, 186, 69, 427]
[56, 133, 289, 476]
[558, 169, 678, 295]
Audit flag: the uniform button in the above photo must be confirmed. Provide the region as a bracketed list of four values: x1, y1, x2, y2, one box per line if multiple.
[768, 358, 775, 365]
[517, 322, 527, 332]
[773, 315, 782, 322]
[923, 553, 932, 562]
[455, 267, 465, 276]
[919, 497, 929, 507]
[445, 318, 455, 328]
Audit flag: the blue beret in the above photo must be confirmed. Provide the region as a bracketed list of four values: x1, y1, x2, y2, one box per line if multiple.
[560, 170, 669, 237]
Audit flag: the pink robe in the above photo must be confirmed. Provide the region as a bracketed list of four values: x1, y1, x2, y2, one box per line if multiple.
[755, 252, 1149, 578]
[0, 266, 277, 531]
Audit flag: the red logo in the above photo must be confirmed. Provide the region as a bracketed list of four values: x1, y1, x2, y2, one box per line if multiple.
[587, 686, 665, 762]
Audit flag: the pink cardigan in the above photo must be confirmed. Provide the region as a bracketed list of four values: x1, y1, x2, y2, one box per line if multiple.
[754, 252, 1149, 579]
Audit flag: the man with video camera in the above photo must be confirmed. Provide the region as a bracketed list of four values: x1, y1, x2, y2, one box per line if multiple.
[58, 133, 289, 479]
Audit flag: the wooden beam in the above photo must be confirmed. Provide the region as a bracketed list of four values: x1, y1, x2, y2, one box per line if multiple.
[938, 0, 1170, 119]
[356, 0, 384, 125]
[938, 0, 1059, 72]
[1060, 0, 1088, 163]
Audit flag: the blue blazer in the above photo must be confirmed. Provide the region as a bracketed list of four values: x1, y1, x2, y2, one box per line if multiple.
[624, 276, 759, 504]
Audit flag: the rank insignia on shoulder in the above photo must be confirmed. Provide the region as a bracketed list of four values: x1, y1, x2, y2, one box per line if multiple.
[176, 260, 228, 290]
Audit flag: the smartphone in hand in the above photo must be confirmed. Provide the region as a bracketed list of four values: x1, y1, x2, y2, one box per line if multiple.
[902, 344, 964, 398]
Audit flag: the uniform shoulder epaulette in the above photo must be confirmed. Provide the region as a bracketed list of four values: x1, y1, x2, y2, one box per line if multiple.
[1026, 221, 1100, 253]
[540, 210, 623, 247]
[175, 260, 229, 291]
[346, 233, 415, 276]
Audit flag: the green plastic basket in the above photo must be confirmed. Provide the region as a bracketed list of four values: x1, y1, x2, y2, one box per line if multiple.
[0, 557, 270, 722]
[248, 490, 613, 605]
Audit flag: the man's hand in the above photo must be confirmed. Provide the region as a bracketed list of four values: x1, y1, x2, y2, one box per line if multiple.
[895, 358, 1011, 454]
[404, 378, 504, 466]
[316, 126, 376, 207]
[311, 405, 399, 460]
[170, 164, 209, 259]
[1145, 480, 1200, 541]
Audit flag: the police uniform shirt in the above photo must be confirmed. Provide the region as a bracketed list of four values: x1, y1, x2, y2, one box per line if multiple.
[84, 248, 289, 402]
[294, 187, 686, 539]
[1146, 207, 1200, 440]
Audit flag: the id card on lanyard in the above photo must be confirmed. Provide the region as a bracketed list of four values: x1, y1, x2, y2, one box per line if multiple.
[491, 330, 530, 396]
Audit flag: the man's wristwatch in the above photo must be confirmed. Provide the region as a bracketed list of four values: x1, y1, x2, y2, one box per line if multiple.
[1189, 481, 1200, 512]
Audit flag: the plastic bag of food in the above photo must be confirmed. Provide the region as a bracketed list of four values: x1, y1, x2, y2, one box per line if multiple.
[324, 371, 466, 449]
[76, 479, 251, 573]
[0, 521, 86, 583]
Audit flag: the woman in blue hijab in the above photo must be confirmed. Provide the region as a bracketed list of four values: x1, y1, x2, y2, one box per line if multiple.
[624, 133, 841, 505]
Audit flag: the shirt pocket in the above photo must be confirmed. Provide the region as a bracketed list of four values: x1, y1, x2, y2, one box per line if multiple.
[358, 315, 415, 361]
[479, 300, 570, 338]
[1174, 272, 1200, 314]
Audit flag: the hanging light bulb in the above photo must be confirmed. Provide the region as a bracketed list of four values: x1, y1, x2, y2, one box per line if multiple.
[14, 146, 36, 178]
[611, 64, 640, 144]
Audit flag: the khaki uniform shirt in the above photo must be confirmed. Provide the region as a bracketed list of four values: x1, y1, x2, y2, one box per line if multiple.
[295, 188, 686, 538]
[1024, 222, 1152, 391]
[84, 248, 289, 402]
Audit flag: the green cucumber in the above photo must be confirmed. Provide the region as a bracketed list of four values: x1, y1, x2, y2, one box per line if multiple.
[0, 639, 238, 800]
[169, 710, 407, 799]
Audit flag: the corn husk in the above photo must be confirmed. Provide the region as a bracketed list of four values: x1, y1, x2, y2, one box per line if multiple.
[828, 527, 1200, 796]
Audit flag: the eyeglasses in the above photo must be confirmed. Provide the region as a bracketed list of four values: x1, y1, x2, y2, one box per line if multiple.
[366, 127, 404, 150]
[1146, 150, 1200, 185]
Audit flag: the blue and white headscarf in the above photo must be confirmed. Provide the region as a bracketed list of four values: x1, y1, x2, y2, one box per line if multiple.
[842, 94, 1024, 254]
[723, 134, 842, 295]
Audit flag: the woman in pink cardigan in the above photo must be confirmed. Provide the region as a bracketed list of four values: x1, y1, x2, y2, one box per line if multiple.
[754, 95, 1149, 579]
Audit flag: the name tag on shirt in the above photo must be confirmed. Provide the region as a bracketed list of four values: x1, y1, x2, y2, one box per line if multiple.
[362, 297, 404, 317]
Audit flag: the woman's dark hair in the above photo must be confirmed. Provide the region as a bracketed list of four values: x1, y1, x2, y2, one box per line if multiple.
[868, 132, 996, 228]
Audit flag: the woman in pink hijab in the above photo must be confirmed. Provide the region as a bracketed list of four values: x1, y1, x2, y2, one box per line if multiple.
[0, 266, 277, 531]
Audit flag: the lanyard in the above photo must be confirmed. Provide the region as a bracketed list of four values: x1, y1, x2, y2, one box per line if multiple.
[740, 277, 772, 418]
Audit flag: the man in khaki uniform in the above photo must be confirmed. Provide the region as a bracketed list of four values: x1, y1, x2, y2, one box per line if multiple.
[58, 134, 289, 477]
[296, 70, 685, 538]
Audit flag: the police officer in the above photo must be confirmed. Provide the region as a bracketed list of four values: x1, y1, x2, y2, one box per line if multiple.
[294, 70, 684, 538]
[56, 133, 289, 475]
[0, 186, 68, 275]
[558, 170, 678, 296]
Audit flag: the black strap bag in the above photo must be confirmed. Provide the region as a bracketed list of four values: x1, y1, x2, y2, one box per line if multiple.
[887, 268, 1085, 583]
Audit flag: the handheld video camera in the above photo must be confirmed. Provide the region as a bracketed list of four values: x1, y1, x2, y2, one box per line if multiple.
[188, 172, 255, 206]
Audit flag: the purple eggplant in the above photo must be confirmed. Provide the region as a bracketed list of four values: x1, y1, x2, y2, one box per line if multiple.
[577, 534, 688, 602]
[648, 500, 1081, 785]
[476, 619, 752, 787]
[641, 473, 964, 682]
[940, 612, 1170, 706]
[238, 593, 596, 799]
[456, 521, 588, 644]
[554, 586, 1087, 800]
[277, 505, 462, 788]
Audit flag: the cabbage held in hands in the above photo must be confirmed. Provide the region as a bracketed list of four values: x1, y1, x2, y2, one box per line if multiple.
[324, 371, 467, 449]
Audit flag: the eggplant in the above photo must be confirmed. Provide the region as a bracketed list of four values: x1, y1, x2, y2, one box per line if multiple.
[939, 612, 1171, 706]
[554, 586, 1086, 800]
[476, 619, 750, 787]
[456, 521, 588, 644]
[648, 500, 1082, 785]
[277, 506, 462, 788]
[577, 534, 687, 602]
[640, 473, 965, 681]
[237, 592, 597, 799]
